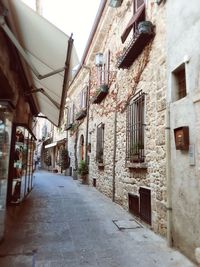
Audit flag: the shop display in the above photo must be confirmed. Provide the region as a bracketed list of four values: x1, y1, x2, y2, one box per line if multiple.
[0, 106, 12, 211]
[9, 125, 36, 204]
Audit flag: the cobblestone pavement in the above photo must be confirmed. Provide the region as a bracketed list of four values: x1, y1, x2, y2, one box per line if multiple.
[0, 171, 196, 267]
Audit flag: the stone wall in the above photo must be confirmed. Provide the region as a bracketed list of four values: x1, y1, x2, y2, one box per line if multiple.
[66, 0, 167, 236]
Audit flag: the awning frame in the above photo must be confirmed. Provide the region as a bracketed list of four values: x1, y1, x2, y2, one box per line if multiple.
[0, 1, 79, 126]
[0, 15, 66, 80]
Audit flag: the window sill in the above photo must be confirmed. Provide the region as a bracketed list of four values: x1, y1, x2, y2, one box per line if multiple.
[126, 162, 148, 169]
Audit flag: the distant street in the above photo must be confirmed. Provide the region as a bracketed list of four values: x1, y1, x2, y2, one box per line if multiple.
[0, 171, 196, 267]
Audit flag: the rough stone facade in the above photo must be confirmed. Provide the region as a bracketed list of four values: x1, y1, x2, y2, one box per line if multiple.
[66, 0, 167, 238]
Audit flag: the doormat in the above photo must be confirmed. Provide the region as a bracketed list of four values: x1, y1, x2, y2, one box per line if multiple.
[112, 219, 142, 230]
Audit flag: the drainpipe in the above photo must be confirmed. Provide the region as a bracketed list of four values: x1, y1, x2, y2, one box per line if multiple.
[112, 108, 117, 202]
[166, 103, 172, 246]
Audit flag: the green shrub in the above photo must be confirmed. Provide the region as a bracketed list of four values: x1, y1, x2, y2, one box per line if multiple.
[78, 160, 88, 175]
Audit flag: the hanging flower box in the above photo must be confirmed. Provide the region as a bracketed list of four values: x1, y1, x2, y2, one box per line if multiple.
[117, 21, 154, 69]
[92, 84, 109, 104]
[65, 123, 73, 130]
[75, 108, 87, 121]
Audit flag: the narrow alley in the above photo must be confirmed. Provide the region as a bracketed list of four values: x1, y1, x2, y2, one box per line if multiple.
[0, 171, 196, 267]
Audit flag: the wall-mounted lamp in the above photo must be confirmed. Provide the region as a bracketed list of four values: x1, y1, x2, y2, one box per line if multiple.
[95, 53, 104, 67]
[109, 0, 123, 8]
[95, 53, 103, 67]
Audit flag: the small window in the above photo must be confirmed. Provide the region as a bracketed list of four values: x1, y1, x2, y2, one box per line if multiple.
[96, 123, 104, 163]
[172, 64, 187, 101]
[126, 91, 145, 163]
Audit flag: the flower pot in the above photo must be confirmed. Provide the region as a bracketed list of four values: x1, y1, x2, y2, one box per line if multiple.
[138, 21, 153, 34]
[92, 84, 109, 104]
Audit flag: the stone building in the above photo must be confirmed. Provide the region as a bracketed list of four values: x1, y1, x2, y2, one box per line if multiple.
[66, 0, 167, 237]
[65, 0, 200, 264]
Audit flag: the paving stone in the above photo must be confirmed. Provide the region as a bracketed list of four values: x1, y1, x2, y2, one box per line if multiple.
[0, 171, 196, 267]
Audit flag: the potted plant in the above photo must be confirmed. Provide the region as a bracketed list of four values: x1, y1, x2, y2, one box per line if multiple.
[92, 84, 109, 104]
[138, 21, 153, 35]
[78, 160, 88, 183]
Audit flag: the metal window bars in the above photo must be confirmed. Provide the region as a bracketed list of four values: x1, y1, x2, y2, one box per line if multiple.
[126, 91, 145, 163]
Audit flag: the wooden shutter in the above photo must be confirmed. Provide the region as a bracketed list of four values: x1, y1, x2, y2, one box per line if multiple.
[121, 3, 145, 43]
[67, 108, 71, 124]
[104, 50, 110, 85]
[96, 123, 104, 163]
[139, 187, 151, 225]
[135, 0, 144, 11]
[72, 103, 75, 122]
[78, 92, 82, 109]
[83, 86, 88, 109]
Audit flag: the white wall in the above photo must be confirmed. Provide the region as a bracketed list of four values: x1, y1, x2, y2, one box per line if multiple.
[167, 0, 200, 262]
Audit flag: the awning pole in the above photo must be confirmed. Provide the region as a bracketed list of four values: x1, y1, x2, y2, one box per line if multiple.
[26, 88, 60, 109]
[58, 34, 74, 127]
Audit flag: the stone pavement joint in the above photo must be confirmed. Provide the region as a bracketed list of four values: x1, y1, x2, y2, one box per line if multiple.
[0, 171, 197, 267]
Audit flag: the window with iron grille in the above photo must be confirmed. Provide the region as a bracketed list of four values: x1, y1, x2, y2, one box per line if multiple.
[97, 50, 110, 87]
[96, 123, 104, 163]
[126, 91, 145, 163]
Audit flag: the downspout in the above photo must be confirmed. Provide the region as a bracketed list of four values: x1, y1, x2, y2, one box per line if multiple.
[166, 103, 172, 246]
[112, 108, 117, 202]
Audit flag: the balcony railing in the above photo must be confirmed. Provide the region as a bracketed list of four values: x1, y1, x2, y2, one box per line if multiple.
[65, 123, 73, 130]
[75, 108, 87, 121]
[117, 21, 154, 69]
[92, 84, 109, 104]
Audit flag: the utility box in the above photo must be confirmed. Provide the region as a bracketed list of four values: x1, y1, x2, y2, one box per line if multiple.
[174, 126, 189, 150]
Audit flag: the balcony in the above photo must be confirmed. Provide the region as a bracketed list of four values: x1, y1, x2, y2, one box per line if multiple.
[65, 123, 73, 130]
[92, 84, 109, 104]
[117, 21, 154, 69]
[75, 108, 87, 121]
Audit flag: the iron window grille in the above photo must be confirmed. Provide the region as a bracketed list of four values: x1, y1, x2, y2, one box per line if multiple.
[96, 123, 105, 163]
[126, 91, 145, 163]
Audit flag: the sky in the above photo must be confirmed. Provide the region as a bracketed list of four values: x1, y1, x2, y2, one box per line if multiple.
[21, 0, 101, 59]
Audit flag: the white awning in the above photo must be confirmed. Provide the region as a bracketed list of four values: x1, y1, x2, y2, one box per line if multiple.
[1, 0, 79, 126]
[45, 142, 57, 149]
